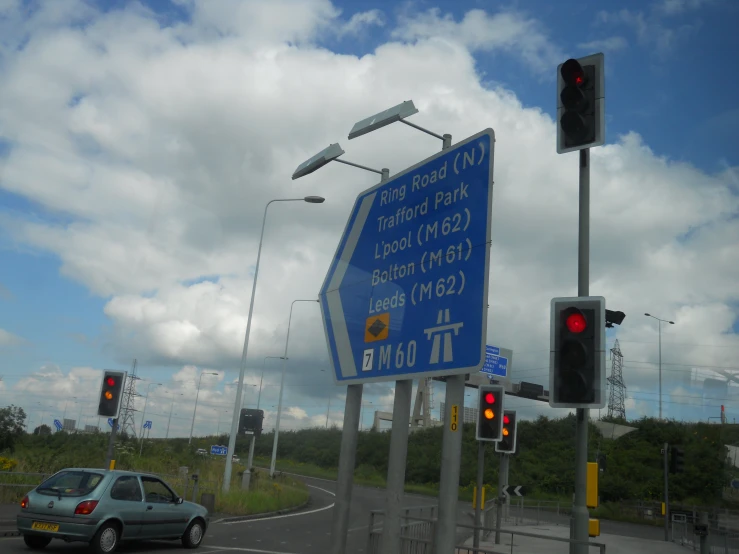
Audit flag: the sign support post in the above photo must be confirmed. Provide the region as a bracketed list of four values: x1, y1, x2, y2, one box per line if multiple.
[435, 375, 466, 552]
[572, 147, 590, 554]
[329, 383, 363, 554]
[381, 379, 413, 554]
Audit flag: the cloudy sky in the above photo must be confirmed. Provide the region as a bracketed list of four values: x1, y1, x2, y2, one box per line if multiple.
[0, 0, 737, 442]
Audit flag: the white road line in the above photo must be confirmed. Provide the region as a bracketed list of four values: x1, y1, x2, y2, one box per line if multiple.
[222, 484, 335, 525]
[203, 547, 299, 554]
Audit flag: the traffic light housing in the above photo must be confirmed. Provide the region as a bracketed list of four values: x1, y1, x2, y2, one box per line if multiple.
[476, 385, 504, 442]
[556, 53, 605, 154]
[97, 370, 126, 417]
[495, 410, 517, 454]
[670, 446, 685, 473]
[239, 408, 264, 437]
[549, 296, 606, 408]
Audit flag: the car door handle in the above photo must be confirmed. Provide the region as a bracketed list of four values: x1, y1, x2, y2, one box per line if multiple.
[147, 505, 153, 510]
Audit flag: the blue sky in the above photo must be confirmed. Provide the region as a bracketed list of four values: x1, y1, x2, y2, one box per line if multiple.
[0, 0, 738, 438]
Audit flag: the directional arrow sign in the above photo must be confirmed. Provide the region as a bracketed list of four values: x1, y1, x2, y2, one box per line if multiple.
[53, 419, 63, 431]
[320, 129, 495, 384]
[210, 445, 228, 456]
[502, 485, 526, 498]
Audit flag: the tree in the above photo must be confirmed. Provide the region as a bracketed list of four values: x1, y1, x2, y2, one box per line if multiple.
[0, 405, 27, 452]
[33, 424, 52, 436]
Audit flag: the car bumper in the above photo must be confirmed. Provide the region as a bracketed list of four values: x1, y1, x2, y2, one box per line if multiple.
[17, 514, 98, 543]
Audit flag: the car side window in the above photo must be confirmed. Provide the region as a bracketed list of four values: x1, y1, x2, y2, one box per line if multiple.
[141, 477, 176, 504]
[110, 476, 143, 502]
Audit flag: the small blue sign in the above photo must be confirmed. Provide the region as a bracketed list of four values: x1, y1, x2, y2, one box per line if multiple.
[210, 445, 228, 456]
[108, 418, 114, 428]
[320, 129, 495, 384]
[53, 419, 63, 431]
[143, 420, 152, 430]
[481, 345, 508, 378]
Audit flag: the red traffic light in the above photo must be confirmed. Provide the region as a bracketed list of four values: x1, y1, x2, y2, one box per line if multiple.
[566, 312, 587, 333]
[484, 392, 495, 404]
[503, 415, 510, 424]
[106, 377, 115, 387]
[561, 59, 586, 87]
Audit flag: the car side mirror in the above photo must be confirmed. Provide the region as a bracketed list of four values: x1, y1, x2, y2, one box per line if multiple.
[177, 497, 184, 504]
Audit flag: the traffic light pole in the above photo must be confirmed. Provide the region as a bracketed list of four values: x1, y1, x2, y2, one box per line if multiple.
[572, 147, 591, 554]
[495, 453, 508, 544]
[663, 442, 670, 542]
[473, 441, 485, 549]
[105, 418, 118, 469]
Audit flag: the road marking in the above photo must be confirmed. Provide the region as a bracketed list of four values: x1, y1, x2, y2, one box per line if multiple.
[203, 547, 299, 554]
[221, 485, 335, 525]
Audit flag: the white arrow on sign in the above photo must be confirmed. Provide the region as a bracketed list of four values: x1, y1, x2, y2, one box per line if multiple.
[502, 485, 524, 497]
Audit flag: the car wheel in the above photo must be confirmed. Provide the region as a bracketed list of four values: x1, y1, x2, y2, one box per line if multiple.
[90, 521, 120, 554]
[181, 519, 205, 549]
[23, 535, 52, 550]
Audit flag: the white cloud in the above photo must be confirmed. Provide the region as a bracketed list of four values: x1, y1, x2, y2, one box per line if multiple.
[577, 36, 628, 52]
[338, 9, 385, 37]
[0, 1, 737, 428]
[0, 328, 25, 346]
[390, 8, 562, 74]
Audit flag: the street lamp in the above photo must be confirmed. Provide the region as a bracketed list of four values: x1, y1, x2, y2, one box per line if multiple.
[257, 356, 286, 411]
[189, 372, 218, 444]
[645, 313, 675, 420]
[222, 195, 325, 493]
[292, 144, 386, 180]
[139, 382, 162, 456]
[165, 393, 184, 439]
[270, 299, 319, 477]
[348, 99, 451, 149]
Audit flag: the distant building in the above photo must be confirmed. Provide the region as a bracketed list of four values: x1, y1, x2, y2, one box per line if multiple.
[440, 402, 478, 424]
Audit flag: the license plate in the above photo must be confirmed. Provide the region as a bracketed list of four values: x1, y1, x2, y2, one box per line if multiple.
[31, 522, 59, 532]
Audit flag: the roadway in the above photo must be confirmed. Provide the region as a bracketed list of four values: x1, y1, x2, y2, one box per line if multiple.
[0, 475, 669, 553]
[0, 475, 468, 554]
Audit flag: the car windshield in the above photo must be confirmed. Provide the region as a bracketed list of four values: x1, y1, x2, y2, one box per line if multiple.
[37, 471, 104, 497]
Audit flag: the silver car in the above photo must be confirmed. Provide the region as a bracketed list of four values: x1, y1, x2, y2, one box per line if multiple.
[17, 468, 209, 553]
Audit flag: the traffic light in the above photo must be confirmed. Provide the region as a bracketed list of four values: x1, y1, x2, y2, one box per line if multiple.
[476, 385, 504, 442]
[549, 296, 606, 408]
[97, 370, 126, 417]
[495, 410, 517, 454]
[556, 53, 605, 154]
[670, 446, 685, 473]
[239, 409, 264, 437]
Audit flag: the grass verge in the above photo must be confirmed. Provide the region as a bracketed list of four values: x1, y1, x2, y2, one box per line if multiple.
[215, 469, 309, 516]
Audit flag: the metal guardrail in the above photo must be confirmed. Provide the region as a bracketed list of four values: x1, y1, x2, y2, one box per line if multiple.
[672, 516, 739, 554]
[365, 505, 606, 554]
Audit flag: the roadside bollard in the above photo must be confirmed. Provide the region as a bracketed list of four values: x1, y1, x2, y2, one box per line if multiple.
[191, 473, 199, 504]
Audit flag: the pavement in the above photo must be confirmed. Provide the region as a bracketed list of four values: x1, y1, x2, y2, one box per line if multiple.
[461, 522, 689, 554]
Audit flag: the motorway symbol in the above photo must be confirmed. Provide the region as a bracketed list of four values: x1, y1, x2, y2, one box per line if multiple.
[210, 445, 228, 456]
[320, 129, 495, 384]
[53, 419, 62, 431]
[481, 345, 509, 378]
[502, 485, 525, 497]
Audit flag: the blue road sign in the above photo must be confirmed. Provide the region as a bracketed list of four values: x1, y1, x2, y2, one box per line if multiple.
[108, 418, 114, 428]
[481, 345, 508, 378]
[144, 420, 152, 430]
[53, 419, 63, 431]
[320, 129, 495, 384]
[210, 445, 228, 456]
